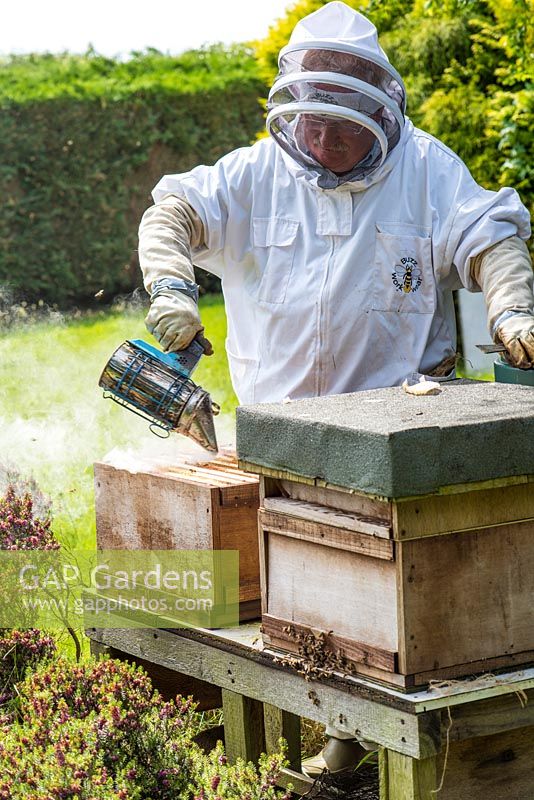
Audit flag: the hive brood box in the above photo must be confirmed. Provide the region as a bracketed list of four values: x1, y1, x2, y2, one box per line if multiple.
[94, 453, 261, 621]
[237, 382, 534, 689]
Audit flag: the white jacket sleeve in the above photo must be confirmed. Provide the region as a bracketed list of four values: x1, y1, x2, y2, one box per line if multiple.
[471, 235, 534, 368]
[138, 195, 213, 353]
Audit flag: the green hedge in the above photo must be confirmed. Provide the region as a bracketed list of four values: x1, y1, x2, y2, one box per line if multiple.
[0, 47, 267, 306]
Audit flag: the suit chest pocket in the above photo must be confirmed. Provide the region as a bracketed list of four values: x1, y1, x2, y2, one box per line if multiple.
[250, 217, 300, 305]
[372, 222, 435, 313]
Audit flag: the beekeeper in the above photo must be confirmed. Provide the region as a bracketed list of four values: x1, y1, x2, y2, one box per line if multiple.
[138, 0, 532, 774]
[139, 2, 533, 406]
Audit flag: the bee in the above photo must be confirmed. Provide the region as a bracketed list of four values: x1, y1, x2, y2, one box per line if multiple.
[393, 257, 422, 293]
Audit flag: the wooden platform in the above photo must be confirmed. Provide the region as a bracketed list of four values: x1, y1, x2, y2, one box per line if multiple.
[86, 622, 534, 799]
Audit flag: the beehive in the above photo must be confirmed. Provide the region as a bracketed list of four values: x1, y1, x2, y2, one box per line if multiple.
[94, 453, 261, 621]
[237, 382, 534, 689]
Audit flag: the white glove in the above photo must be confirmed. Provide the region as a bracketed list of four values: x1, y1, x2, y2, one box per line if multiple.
[145, 289, 213, 354]
[495, 313, 534, 369]
[471, 235, 534, 368]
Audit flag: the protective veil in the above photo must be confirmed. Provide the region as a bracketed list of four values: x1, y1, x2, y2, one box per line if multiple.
[266, 2, 406, 188]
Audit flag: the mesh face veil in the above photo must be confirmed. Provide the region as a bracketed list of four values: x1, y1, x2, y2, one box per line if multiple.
[266, 6, 406, 188]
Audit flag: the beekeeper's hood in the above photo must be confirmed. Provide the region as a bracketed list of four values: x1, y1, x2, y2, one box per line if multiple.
[266, 1, 406, 188]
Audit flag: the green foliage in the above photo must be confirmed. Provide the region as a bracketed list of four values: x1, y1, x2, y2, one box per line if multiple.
[0, 46, 264, 103]
[254, 0, 327, 85]
[0, 629, 56, 717]
[0, 46, 266, 306]
[0, 656, 291, 799]
[0, 658, 200, 798]
[193, 740, 291, 800]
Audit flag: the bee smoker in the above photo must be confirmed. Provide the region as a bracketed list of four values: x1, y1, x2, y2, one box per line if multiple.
[99, 338, 220, 452]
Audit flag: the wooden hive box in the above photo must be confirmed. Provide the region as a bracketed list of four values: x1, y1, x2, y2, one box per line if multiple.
[94, 453, 261, 621]
[236, 383, 534, 689]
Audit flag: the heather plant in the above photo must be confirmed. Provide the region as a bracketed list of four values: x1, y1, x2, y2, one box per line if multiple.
[0, 628, 56, 725]
[0, 657, 199, 798]
[192, 741, 292, 800]
[0, 485, 60, 714]
[0, 656, 292, 799]
[0, 716, 134, 800]
[0, 484, 59, 551]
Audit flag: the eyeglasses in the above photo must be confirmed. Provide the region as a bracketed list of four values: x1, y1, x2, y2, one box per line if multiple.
[301, 115, 366, 135]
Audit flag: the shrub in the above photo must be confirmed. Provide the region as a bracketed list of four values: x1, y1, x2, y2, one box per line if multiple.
[0, 484, 58, 551]
[193, 741, 291, 800]
[0, 485, 59, 717]
[0, 657, 292, 799]
[0, 629, 56, 723]
[0, 658, 199, 799]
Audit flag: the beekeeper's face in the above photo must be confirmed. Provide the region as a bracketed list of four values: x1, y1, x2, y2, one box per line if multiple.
[298, 113, 376, 174]
[266, 42, 406, 185]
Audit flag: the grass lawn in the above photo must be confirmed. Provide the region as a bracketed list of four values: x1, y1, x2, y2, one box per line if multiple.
[0, 294, 237, 551]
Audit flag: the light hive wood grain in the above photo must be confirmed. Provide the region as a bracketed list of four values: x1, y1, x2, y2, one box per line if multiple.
[94, 455, 261, 620]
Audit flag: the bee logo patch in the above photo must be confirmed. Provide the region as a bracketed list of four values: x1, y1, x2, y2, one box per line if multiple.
[392, 257, 422, 294]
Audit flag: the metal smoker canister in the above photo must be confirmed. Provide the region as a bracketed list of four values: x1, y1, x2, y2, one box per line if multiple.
[99, 339, 219, 452]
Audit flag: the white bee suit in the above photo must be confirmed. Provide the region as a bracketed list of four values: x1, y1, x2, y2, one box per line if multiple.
[151, 127, 529, 403]
[142, 2, 531, 404]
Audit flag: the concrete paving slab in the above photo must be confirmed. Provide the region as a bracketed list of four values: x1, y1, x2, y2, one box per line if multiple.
[236, 382, 534, 497]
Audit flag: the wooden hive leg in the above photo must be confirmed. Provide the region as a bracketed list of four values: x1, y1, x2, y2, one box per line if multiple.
[263, 704, 301, 771]
[222, 688, 266, 764]
[380, 749, 438, 800]
[263, 704, 314, 796]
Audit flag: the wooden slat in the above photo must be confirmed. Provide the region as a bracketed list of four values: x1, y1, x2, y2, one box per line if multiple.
[446, 688, 534, 743]
[239, 461, 317, 486]
[379, 749, 389, 800]
[219, 505, 261, 606]
[393, 482, 534, 540]
[434, 725, 534, 799]
[162, 463, 257, 487]
[384, 750, 438, 800]
[263, 703, 301, 771]
[279, 479, 392, 523]
[260, 508, 394, 561]
[277, 768, 313, 796]
[258, 527, 269, 619]
[219, 483, 259, 507]
[262, 614, 398, 673]
[410, 649, 534, 688]
[263, 496, 392, 539]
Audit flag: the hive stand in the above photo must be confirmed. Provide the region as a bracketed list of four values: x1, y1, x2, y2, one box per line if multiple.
[89, 382, 534, 797]
[87, 623, 534, 799]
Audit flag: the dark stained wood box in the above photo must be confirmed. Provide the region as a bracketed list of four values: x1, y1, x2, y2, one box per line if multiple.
[251, 470, 534, 690]
[94, 454, 261, 621]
